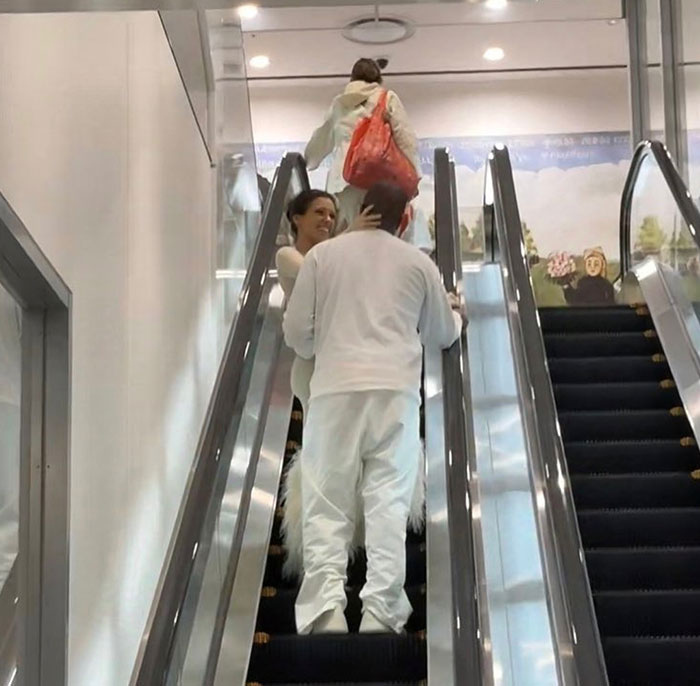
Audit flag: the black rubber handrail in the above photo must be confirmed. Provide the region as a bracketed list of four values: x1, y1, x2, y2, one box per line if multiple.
[620, 139, 700, 278]
[486, 145, 609, 686]
[131, 152, 309, 686]
[433, 148, 483, 686]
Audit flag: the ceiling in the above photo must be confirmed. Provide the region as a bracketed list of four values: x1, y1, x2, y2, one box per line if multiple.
[239, 0, 626, 79]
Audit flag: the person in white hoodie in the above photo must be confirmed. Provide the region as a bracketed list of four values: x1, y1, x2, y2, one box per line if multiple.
[305, 58, 420, 234]
[283, 182, 464, 636]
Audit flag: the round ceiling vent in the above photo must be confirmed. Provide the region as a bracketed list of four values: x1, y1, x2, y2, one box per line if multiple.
[342, 16, 415, 45]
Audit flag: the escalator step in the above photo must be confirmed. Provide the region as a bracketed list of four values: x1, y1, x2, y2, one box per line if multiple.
[247, 633, 426, 683]
[544, 332, 661, 358]
[548, 356, 670, 384]
[256, 585, 426, 634]
[249, 683, 425, 686]
[264, 542, 426, 588]
[571, 473, 700, 509]
[553, 382, 681, 411]
[538, 306, 653, 334]
[586, 547, 700, 591]
[603, 636, 700, 685]
[559, 409, 689, 442]
[595, 589, 700, 636]
[577, 508, 700, 547]
[565, 440, 699, 474]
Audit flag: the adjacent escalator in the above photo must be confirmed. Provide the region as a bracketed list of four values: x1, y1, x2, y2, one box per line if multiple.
[542, 304, 700, 684]
[245, 399, 427, 686]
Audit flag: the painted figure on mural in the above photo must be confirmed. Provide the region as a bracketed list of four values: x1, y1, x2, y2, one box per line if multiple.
[564, 246, 615, 306]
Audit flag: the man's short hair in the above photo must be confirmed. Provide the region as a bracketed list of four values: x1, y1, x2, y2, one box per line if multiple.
[361, 182, 409, 234]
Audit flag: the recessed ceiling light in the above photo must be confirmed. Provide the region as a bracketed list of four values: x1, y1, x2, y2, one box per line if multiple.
[485, 0, 508, 9]
[237, 4, 259, 20]
[483, 47, 505, 62]
[249, 54, 271, 69]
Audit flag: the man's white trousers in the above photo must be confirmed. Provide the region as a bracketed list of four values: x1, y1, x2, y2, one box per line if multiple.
[294, 389, 420, 634]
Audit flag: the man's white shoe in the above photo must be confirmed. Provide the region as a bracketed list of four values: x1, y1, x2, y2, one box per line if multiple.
[311, 606, 348, 634]
[359, 610, 393, 633]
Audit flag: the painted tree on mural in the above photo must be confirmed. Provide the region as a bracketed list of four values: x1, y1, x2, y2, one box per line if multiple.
[466, 215, 484, 254]
[522, 221, 539, 262]
[635, 215, 667, 255]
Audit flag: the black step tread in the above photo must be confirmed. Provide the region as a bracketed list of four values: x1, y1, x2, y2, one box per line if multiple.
[595, 589, 700, 636]
[539, 306, 653, 333]
[247, 634, 426, 683]
[256, 585, 426, 634]
[548, 356, 671, 383]
[586, 547, 700, 590]
[559, 409, 690, 441]
[571, 472, 700, 508]
[553, 382, 681, 411]
[250, 683, 424, 686]
[544, 332, 661, 358]
[565, 440, 699, 474]
[577, 507, 700, 547]
[603, 636, 700, 684]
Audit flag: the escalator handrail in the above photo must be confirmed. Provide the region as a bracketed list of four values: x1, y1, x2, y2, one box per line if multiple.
[433, 148, 485, 686]
[620, 139, 700, 278]
[486, 146, 609, 686]
[131, 152, 309, 686]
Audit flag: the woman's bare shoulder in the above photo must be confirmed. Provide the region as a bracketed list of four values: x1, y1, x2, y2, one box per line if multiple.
[276, 246, 303, 273]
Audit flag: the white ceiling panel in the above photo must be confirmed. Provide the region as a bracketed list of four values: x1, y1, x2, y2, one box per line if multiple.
[243, 16, 627, 77]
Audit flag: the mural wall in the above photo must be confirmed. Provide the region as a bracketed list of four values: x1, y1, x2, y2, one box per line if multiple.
[257, 131, 700, 306]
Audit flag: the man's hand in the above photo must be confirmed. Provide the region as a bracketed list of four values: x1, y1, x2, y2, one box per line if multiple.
[447, 292, 468, 329]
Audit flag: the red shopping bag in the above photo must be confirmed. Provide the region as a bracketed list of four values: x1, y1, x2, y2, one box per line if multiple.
[343, 90, 420, 198]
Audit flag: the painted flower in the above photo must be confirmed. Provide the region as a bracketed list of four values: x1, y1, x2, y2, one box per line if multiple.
[545, 251, 578, 285]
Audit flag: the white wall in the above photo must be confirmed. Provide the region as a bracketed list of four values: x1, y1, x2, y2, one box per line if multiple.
[0, 12, 215, 686]
[249, 70, 631, 143]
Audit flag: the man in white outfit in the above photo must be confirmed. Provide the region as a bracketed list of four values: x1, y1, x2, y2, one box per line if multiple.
[283, 182, 464, 635]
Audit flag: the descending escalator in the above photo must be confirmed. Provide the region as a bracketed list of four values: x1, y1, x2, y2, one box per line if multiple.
[542, 304, 700, 685]
[245, 398, 427, 686]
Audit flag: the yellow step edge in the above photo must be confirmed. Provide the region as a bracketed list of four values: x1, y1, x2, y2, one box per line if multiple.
[681, 437, 696, 447]
[691, 469, 700, 480]
[660, 379, 676, 389]
[671, 406, 686, 417]
[652, 353, 666, 363]
[253, 632, 270, 645]
[260, 587, 277, 598]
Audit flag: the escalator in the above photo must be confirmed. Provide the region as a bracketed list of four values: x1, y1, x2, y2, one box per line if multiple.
[485, 140, 700, 686]
[543, 305, 700, 683]
[130, 151, 484, 686]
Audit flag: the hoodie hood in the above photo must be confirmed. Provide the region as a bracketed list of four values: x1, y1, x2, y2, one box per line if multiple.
[337, 80, 383, 107]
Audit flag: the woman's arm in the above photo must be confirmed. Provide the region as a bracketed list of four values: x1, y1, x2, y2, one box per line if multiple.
[276, 247, 304, 299]
[304, 104, 336, 171]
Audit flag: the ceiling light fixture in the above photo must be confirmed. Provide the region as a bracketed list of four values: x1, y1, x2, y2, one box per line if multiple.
[485, 0, 508, 9]
[483, 47, 505, 62]
[249, 54, 270, 69]
[237, 4, 259, 20]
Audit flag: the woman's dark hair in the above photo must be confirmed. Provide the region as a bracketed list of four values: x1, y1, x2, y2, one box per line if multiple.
[286, 189, 337, 239]
[351, 58, 383, 84]
[361, 182, 408, 234]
